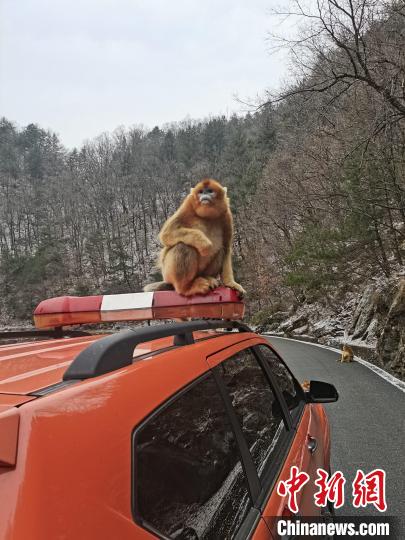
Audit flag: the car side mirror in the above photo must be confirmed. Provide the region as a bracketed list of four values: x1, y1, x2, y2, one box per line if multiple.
[306, 380, 338, 403]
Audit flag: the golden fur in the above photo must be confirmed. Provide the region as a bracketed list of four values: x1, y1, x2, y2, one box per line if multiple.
[144, 178, 245, 297]
[340, 344, 354, 363]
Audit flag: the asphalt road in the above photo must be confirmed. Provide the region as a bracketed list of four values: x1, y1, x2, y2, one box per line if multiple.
[264, 336, 405, 528]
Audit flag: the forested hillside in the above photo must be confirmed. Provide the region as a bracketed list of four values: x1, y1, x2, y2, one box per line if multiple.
[0, 111, 274, 320]
[1, 0, 404, 376]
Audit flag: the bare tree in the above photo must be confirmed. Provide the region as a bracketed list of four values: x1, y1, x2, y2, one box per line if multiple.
[268, 0, 405, 116]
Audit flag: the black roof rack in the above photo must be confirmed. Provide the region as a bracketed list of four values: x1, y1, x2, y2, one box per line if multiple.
[0, 328, 91, 341]
[63, 319, 251, 381]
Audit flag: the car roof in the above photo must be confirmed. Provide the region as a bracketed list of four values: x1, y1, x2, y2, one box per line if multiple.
[0, 288, 248, 406]
[0, 329, 256, 399]
[0, 335, 101, 396]
[0, 333, 186, 396]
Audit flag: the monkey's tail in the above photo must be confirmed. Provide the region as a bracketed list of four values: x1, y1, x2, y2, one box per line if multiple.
[143, 281, 175, 292]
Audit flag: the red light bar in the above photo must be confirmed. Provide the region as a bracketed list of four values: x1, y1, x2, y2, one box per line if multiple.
[33, 287, 244, 329]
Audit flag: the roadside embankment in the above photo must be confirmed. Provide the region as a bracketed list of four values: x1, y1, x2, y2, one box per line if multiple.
[257, 276, 405, 382]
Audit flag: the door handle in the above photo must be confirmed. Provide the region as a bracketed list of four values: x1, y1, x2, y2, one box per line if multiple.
[307, 435, 317, 454]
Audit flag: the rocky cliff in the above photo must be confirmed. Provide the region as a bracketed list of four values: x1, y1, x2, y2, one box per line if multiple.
[258, 276, 405, 381]
[376, 279, 405, 379]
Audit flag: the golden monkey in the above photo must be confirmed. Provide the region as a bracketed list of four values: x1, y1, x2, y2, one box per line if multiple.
[144, 178, 245, 297]
[340, 344, 354, 363]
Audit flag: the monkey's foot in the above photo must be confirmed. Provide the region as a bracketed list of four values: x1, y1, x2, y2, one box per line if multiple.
[181, 277, 211, 296]
[223, 281, 246, 297]
[206, 276, 220, 289]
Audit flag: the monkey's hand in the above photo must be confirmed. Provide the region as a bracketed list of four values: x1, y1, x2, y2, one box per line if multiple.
[223, 280, 246, 297]
[162, 227, 213, 257]
[195, 236, 213, 257]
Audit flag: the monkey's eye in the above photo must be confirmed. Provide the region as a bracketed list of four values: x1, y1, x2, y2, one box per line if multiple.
[207, 189, 213, 193]
[198, 190, 203, 194]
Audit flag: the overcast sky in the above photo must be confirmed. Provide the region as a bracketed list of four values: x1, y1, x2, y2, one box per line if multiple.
[0, 0, 292, 148]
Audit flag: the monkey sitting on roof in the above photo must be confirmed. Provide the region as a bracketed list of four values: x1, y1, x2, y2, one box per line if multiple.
[144, 178, 245, 297]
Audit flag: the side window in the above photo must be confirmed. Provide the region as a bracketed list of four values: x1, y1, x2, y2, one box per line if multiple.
[216, 348, 286, 479]
[134, 374, 252, 540]
[257, 345, 305, 420]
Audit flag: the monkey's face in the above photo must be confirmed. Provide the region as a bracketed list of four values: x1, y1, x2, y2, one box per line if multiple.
[198, 185, 217, 205]
[190, 178, 228, 218]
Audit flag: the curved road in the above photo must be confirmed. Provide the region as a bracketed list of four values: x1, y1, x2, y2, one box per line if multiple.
[264, 336, 405, 529]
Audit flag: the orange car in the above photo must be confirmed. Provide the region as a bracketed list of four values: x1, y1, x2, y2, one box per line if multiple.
[0, 289, 338, 540]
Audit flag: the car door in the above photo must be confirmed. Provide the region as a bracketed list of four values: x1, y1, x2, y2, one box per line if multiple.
[254, 344, 327, 539]
[133, 367, 272, 540]
[207, 339, 295, 539]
